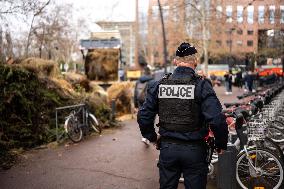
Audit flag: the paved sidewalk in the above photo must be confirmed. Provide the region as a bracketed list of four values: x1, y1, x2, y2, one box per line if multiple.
[0, 86, 245, 189]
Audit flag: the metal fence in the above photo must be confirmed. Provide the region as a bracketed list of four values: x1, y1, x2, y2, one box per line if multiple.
[55, 103, 86, 142]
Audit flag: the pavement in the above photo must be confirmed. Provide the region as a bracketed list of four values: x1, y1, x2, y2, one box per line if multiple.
[0, 86, 244, 189]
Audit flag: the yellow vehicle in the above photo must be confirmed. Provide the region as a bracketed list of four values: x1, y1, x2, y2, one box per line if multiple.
[197, 64, 229, 77]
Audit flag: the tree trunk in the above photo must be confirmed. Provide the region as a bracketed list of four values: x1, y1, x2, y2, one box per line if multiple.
[39, 26, 45, 58]
[25, 15, 35, 58]
[5, 30, 13, 59]
[0, 26, 4, 64]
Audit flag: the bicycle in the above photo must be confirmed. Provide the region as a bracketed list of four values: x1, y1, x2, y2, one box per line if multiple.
[234, 87, 284, 188]
[236, 121, 284, 189]
[64, 104, 101, 143]
[208, 87, 284, 188]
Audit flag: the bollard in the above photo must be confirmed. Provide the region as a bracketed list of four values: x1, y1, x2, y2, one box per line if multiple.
[217, 144, 238, 189]
[111, 99, 116, 120]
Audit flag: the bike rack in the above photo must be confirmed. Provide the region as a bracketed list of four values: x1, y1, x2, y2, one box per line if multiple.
[55, 103, 86, 142]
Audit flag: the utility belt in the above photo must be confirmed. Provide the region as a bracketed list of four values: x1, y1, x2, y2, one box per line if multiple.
[161, 136, 205, 146]
[158, 122, 201, 133]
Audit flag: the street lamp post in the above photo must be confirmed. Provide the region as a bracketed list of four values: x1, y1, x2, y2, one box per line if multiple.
[157, 0, 168, 73]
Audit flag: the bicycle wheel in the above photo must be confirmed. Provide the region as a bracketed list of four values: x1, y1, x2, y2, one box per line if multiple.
[263, 138, 284, 164]
[64, 117, 83, 143]
[249, 138, 284, 164]
[271, 120, 284, 130]
[267, 126, 284, 143]
[88, 113, 101, 134]
[236, 147, 284, 189]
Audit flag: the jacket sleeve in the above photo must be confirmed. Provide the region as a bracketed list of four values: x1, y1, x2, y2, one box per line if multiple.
[199, 80, 228, 150]
[137, 80, 159, 142]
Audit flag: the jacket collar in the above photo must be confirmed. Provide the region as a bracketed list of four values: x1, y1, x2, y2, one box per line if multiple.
[173, 66, 196, 76]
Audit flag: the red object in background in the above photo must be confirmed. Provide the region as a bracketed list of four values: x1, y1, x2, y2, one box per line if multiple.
[256, 67, 283, 77]
[226, 116, 235, 131]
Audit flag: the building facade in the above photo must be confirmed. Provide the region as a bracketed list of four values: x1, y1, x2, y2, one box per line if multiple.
[147, 0, 284, 66]
[147, 0, 188, 67]
[210, 0, 284, 55]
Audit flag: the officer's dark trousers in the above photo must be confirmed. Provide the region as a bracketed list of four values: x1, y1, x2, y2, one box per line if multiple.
[158, 142, 208, 189]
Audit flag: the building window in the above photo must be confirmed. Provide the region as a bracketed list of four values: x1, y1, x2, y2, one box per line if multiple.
[216, 6, 222, 19]
[247, 5, 254, 24]
[247, 40, 253, 46]
[226, 6, 233, 23]
[154, 51, 159, 57]
[258, 6, 265, 24]
[172, 5, 179, 22]
[216, 40, 222, 46]
[247, 30, 254, 35]
[226, 40, 232, 47]
[225, 29, 232, 35]
[237, 6, 243, 23]
[236, 40, 243, 46]
[152, 6, 159, 18]
[237, 29, 243, 35]
[163, 6, 170, 21]
[280, 6, 284, 24]
[216, 27, 222, 34]
[269, 6, 275, 24]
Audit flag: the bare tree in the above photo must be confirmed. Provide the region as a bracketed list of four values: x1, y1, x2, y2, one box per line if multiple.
[0, 0, 51, 60]
[25, 0, 51, 57]
[30, 3, 78, 63]
[5, 27, 13, 59]
[0, 25, 3, 63]
[0, 0, 50, 21]
[182, 0, 210, 76]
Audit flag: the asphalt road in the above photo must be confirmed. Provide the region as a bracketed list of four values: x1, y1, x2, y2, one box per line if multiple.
[0, 86, 244, 189]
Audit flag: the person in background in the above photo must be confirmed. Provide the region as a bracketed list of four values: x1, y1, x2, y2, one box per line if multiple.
[235, 70, 243, 89]
[134, 66, 154, 145]
[224, 71, 232, 95]
[244, 71, 254, 92]
[210, 73, 221, 87]
[134, 66, 153, 109]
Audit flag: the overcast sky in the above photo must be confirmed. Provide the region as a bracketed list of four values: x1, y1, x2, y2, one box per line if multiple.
[3, 0, 149, 40]
[57, 0, 148, 32]
[58, 0, 148, 21]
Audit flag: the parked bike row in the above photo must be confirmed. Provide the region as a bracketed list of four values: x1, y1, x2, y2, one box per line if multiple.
[210, 83, 284, 189]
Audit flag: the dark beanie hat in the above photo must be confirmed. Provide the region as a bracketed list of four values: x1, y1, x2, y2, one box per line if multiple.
[176, 42, 197, 57]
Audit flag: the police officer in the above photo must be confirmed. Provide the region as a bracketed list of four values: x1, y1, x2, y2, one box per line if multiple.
[137, 42, 228, 189]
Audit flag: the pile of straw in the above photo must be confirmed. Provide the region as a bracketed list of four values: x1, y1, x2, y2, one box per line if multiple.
[21, 58, 60, 77]
[107, 82, 134, 116]
[85, 49, 119, 81]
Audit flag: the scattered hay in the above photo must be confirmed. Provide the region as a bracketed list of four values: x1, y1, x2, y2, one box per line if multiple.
[64, 72, 87, 84]
[85, 49, 119, 81]
[20, 58, 60, 77]
[107, 82, 135, 116]
[47, 78, 80, 99]
[64, 72, 91, 92]
[89, 81, 108, 102]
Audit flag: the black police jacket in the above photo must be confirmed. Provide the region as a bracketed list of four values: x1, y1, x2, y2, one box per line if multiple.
[137, 66, 228, 150]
